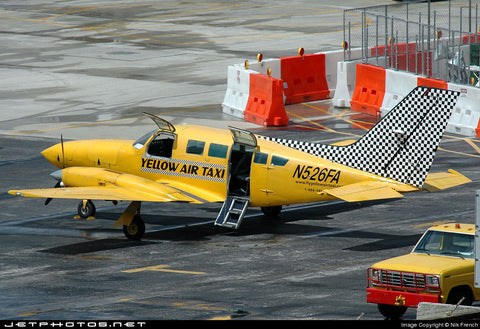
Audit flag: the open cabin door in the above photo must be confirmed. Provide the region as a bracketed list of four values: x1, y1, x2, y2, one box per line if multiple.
[143, 112, 176, 133]
[228, 127, 256, 197]
[141, 112, 176, 159]
[214, 127, 256, 229]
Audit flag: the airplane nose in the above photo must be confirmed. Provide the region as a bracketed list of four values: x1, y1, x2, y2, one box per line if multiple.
[41, 144, 64, 168]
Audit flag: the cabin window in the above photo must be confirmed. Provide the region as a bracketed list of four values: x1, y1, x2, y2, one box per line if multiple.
[208, 143, 228, 158]
[271, 155, 288, 166]
[147, 132, 175, 158]
[186, 140, 205, 155]
[253, 152, 268, 164]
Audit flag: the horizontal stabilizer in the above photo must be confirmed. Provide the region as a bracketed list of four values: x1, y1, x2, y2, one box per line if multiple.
[324, 181, 404, 202]
[423, 169, 471, 192]
[330, 139, 357, 146]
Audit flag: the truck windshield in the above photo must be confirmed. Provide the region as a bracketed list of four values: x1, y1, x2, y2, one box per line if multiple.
[413, 230, 474, 259]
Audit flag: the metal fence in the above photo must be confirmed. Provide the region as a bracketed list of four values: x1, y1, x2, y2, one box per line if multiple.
[343, 0, 480, 86]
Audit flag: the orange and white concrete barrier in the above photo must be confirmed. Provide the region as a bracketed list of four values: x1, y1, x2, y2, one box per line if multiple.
[280, 52, 330, 104]
[349, 63, 386, 117]
[222, 65, 257, 119]
[244, 73, 288, 127]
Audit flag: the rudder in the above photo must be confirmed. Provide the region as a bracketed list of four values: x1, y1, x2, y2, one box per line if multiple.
[343, 86, 459, 187]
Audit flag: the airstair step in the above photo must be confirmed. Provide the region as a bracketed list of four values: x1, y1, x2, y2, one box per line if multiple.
[215, 196, 250, 229]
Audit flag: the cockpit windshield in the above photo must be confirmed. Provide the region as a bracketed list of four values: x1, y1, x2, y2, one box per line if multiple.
[413, 230, 474, 259]
[133, 130, 156, 149]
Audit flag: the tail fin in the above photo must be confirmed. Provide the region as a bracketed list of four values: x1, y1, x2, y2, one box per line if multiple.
[262, 86, 460, 188]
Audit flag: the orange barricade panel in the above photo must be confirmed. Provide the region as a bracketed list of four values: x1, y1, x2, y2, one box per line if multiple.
[350, 64, 386, 117]
[462, 33, 480, 44]
[391, 51, 432, 74]
[280, 53, 330, 104]
[244, 73, 289, 127]
[371, 43, 432, 75]
[417, 77, 447, 90]
[371, 42, 417, 57]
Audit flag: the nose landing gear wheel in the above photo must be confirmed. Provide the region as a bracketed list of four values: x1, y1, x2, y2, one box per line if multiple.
[123, 215, 145, 241]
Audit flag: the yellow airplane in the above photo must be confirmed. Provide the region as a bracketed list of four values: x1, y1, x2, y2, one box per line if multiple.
[9, 86, 471, 240]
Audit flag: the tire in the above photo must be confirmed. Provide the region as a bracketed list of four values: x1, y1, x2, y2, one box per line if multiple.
[446, 287, 473, 306]
[123, 215, 145, 241]
[377, 304, 407, 319]
[77, 200, 95, 218]
[261, 206, 282, 217]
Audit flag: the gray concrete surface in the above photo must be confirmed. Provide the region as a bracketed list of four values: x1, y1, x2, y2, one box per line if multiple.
[0, 0, 391, 140]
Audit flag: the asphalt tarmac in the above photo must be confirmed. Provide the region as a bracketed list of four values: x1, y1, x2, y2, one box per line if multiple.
[1, 0, 480, 322]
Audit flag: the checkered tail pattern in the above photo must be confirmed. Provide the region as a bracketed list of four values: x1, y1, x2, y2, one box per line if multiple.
[259, 87, 460, 188]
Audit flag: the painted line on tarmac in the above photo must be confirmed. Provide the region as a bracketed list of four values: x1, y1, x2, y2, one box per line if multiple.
[8, 105, 217, 136]
[0, 156, 44, 167]
[123, 264, 205, 275]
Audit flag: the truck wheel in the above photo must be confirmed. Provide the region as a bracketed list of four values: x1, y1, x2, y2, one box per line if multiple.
[446, 287, 473, 305]
[377, 304, 407, 319]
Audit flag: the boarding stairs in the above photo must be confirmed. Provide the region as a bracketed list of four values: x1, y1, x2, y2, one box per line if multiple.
[214, 196, 250, 229]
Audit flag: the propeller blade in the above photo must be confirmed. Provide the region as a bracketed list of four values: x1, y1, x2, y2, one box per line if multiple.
[44, 181, 61, 206]
[60, 134, 65, 169]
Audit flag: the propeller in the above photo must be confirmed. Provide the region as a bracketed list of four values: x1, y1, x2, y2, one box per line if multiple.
[60, 134, 65, 169]
[45, 134, 65, 206]
[44, 181, 61, 205]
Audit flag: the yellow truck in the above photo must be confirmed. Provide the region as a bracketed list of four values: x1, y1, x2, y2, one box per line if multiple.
[367, 223, 479, 318]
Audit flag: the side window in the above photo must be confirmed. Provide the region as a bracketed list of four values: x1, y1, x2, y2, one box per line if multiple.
[147, 133, 175, 158]
[186, 140, 205, 155]
[253, 152, 268, 164]
[208, 143, 228, 158]
[271, 155, 288, 166]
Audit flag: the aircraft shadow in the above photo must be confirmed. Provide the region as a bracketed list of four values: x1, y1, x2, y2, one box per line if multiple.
[40, 239, 156, 255]
[39, 199, 406, 254]
[342, 232, 422, 251]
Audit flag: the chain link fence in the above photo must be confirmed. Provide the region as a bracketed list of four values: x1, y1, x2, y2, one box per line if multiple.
[344, 0, 480, 86]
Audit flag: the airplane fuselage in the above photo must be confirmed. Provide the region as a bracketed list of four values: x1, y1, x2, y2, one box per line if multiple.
[41, 123, 409, 208]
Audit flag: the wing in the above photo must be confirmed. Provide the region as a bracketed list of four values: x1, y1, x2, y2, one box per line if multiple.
[9, 185, 198, 203]
[8, 167, 214, 204]
[323, 181, 405, 202]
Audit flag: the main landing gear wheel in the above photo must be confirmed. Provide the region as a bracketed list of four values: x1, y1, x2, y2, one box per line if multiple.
[123, 215, 145, 241]
[77, 200, 96, 218]
[261, 206, 282, 217]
